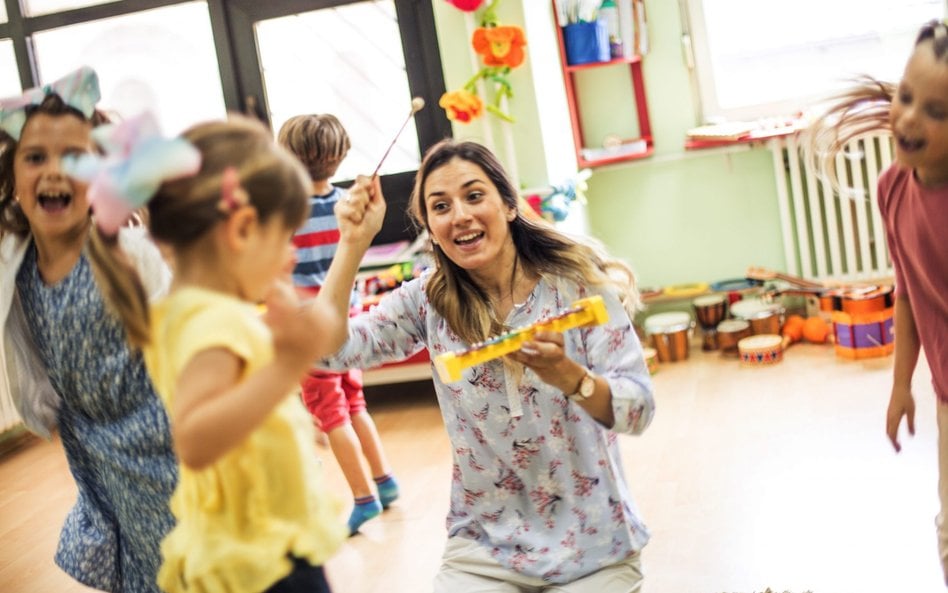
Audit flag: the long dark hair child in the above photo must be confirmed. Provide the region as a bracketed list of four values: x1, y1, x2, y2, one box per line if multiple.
[0, 67, 176, 592]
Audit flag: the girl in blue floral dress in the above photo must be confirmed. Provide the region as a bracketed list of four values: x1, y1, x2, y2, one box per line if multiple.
[0, 68, 176, 592]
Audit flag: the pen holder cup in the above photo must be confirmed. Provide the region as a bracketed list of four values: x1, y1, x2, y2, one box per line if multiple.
[563, 21, 610, 66]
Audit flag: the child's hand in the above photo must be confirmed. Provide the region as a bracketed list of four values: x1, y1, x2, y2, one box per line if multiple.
[886, 385, 916, 452]
[336, 175, 386, 248]
[263, 278, 335, 371]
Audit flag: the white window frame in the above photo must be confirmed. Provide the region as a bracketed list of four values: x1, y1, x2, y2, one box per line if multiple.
[681, 0, 947, 123]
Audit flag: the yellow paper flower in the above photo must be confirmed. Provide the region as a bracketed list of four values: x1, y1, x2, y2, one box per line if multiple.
[472, 25, 526, 68]
[439, 89, 484, 123]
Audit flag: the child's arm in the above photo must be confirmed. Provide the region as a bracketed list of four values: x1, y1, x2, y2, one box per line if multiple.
[313, 175, 386, 351]
[886, 294, 920, 452]
[172, 281, 343, 470]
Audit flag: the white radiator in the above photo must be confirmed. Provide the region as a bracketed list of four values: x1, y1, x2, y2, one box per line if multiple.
[770, 134, 895, 282]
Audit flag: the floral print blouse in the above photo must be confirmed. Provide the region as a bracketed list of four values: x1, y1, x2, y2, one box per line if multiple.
[321, 272, 655, 583]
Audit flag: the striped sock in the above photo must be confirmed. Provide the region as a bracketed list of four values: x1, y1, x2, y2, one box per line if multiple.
[374, 474, 400, 509]
[348, 495, 382, 535]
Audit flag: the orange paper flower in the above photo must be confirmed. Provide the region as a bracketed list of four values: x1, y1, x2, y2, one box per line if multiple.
[472, 25, 526, 68]
[439, 89, 484, 123]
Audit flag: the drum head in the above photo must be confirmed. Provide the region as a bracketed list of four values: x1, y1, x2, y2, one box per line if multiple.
[717, 319, 750, 333]
[738, 334, 782, 351]
[644, 311, 692, 334]
[730, 298, 780, 320]
[693, 294, 726, 307]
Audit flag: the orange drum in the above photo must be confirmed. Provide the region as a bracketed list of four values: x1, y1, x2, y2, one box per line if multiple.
[716, 319, 752, 358]
[841, 285, 894, 315]
[642, 347, 658, 375]
[738, 334, 784, 365]
[819, 285, 894, 315]
[693, 294, 728, 351]
[644, 312, 692, 363]
[730, 298, 784, 335]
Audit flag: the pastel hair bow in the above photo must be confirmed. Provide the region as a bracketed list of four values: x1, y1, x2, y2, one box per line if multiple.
[63, 111, 202, 236]
[0, 66, 101, 140]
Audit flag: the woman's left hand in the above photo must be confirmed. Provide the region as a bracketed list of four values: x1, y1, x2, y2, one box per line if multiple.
[506, 330, 582, 393]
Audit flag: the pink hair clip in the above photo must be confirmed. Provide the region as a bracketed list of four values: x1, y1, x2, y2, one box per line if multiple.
[218, 166, 249, 214]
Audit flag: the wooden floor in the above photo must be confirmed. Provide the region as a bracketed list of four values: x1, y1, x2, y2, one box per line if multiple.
[1, 342, 944, 593]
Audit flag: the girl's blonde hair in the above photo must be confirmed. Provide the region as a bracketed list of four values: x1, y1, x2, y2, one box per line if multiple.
[277, 113, 350, 182]
[804, 20, 948, 184]
[0, 94, 109, 237]
[411, 139, 640, 345]
[88, 115, 311, 347]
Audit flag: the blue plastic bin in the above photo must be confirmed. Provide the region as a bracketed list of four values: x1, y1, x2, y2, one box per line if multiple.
[563, 21, 609, 65]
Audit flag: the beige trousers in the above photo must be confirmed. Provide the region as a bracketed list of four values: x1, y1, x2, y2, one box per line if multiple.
[432, 536, 644, 593]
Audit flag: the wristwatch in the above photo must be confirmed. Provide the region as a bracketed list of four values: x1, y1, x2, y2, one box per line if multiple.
[567, 371, 595, 401]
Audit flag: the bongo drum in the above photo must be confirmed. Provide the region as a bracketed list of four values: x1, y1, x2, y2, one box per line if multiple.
[738, 334, 784, 365]
[716, 319, 752, 358]
[693, 294, 727, 351]
[644, 311, 692, 363]
[730, 298, 784, 335]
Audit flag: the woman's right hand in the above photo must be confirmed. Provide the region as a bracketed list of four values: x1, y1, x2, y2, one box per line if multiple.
[886, 384, 916, 453]
[336, 175, 386, 249]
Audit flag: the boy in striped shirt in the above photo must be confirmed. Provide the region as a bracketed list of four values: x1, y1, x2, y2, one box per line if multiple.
[278, 114, 399, 535]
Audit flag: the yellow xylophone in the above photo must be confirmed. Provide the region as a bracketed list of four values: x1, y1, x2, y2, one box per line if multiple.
[434, 295, 609, 383]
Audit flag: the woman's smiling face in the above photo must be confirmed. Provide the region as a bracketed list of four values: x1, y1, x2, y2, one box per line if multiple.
[13, 112, 94, 241]
[422, 156, 517, 275]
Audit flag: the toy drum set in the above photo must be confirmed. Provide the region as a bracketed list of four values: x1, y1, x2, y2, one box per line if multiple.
[737, 334, 784, 365]
[693, 294, 728, 351]
[729, 298, 784, 335]
[827, 286, 895, 359]
[643, 311, 693, 363]
[716, 319, 752, 358]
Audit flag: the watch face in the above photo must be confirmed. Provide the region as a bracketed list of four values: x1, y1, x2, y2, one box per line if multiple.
[579, 374, 595, 398]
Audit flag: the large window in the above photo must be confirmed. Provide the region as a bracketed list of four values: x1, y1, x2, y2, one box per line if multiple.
[0, 40, 19, 97]
[22, 0, 114, 16]
[31, 2, 225, 135]
[255, 1, 420, 180]
[683, 0, 945, 122]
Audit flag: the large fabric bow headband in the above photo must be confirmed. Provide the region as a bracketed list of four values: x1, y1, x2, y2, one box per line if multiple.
[0, 66, 101, 140]
[63, 111, 202, 236]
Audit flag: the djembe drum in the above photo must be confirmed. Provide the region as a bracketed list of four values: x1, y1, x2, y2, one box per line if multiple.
[693, 294, 727, 350]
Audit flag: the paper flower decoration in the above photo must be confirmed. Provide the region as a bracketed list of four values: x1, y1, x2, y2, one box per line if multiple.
[438, 0, 527, 125]
[439, 89, 484, 123]
[63, 111, 201, 235]
[472, 25, 526, 68]
[445, 0, 485, 10]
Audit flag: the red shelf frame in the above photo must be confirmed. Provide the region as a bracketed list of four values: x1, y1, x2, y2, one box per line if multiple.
[552, 3, 653, 168]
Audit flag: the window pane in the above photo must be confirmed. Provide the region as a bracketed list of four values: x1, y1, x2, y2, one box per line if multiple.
[32, 1, 226, 135]
[0, 40, 20, 97]
[692, 0, 943, 120]
[256, 0, 420, 181]
[22, 0, 113, 17]
[0, 3, 7, 23]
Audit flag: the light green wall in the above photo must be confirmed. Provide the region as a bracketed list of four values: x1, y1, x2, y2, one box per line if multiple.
[431, 0, 787, 288]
